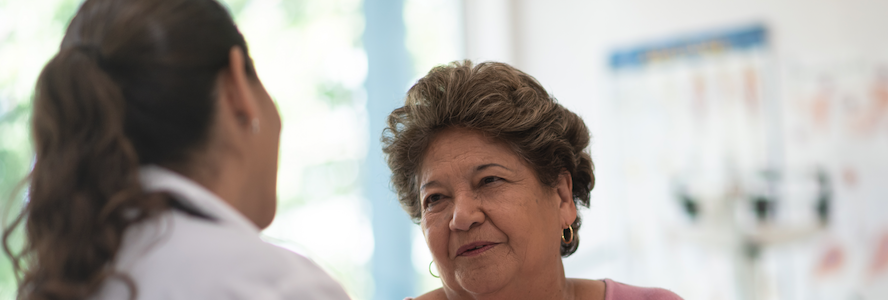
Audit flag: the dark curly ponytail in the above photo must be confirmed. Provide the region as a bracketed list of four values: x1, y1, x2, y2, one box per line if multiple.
[2, 0, 255, 299]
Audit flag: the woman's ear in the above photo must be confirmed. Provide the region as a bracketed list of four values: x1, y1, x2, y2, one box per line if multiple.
[219, 46, 259, 132]
[556, 170, 577, 226]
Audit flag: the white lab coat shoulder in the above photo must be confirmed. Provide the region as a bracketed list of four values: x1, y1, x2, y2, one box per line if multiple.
[92, 166, 350, 300]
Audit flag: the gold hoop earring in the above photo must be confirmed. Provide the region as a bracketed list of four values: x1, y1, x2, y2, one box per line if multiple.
[562, 225, 574, 244]
[429, 260, 440, 278]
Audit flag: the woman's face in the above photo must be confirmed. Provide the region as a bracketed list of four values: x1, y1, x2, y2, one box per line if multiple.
[418, 127, 576, 296]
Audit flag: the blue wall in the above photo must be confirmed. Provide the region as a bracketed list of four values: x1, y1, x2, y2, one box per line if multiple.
[363, 0, 416, 299]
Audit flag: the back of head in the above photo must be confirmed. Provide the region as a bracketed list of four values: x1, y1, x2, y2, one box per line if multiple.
[2, 0, 253, 299]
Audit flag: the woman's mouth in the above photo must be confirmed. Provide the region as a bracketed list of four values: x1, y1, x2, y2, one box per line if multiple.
[457, 242, 497, 257]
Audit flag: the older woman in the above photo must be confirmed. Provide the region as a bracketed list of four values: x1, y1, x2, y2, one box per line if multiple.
[383, 61, 682, 300]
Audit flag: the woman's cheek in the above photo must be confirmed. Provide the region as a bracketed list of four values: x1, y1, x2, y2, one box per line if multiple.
[423, 211, 451, 259]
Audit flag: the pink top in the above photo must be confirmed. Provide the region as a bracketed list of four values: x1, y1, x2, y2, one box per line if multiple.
[403, 279, 682, 300]
[602, 279, 683, 300]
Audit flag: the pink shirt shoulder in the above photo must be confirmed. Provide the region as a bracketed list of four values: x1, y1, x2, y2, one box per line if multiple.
[403, 279, 683, 300]
[604, 279, 683, 300]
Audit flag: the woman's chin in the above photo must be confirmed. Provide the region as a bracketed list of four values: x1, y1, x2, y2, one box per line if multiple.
[451, 265, 514, 295]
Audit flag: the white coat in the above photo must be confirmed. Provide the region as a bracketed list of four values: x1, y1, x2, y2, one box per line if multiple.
[92, 166, 351, 300]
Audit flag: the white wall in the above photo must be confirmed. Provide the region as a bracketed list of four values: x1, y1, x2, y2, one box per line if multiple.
[511, 0, 888, 133]
[463, 1, 888, 299]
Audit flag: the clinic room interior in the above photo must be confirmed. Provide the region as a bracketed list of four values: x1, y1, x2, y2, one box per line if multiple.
[1, 0, 887, 299]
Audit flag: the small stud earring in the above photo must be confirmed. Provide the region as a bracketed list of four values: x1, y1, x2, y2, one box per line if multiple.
[251, 118, 260, 134]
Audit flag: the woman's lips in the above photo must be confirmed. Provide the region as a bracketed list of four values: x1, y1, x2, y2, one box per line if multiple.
[456, 241, 497, 257]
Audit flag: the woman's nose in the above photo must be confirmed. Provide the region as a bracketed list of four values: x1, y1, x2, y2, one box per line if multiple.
[449, 190, 484, 231]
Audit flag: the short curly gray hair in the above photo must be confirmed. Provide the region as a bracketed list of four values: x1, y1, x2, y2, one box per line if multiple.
[381, 60, 595, 257]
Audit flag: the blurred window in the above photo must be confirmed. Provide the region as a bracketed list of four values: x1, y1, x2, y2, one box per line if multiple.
[0, 0, 372, 299]
[402, 0, 463, 295]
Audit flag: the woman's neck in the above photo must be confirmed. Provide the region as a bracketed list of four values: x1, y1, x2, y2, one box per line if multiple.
[442, 261, 575, 300]
[161, 156, 256, 225]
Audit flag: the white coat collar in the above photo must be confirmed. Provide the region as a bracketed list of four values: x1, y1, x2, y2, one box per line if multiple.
[138, 165, 260, 235]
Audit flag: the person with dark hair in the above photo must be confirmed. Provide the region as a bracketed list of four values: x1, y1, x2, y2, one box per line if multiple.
[383, 61, 682, 300]
[1, 0, 350, 299]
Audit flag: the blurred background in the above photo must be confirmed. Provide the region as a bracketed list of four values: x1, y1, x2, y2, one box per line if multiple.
[1, 0, 887, 299]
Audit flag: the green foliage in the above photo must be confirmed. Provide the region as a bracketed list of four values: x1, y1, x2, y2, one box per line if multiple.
[0, 71, 32, 300]
[52, 0, 81, 25]
[218, 0, 250, 17]
[318, 81, 355, 108]
[0, 0, 83, 298]
[279, 0, 308, 26]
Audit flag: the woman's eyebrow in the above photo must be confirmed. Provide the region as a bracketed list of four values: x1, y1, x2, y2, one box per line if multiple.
[421, 164, 511, 190]
[420, 180, 440, 191]
[475, 163, 511, 172]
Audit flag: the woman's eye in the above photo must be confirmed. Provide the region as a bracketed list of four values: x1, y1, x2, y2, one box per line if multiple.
[424, 194, 443, 207]
[481, 176, 501, 185]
